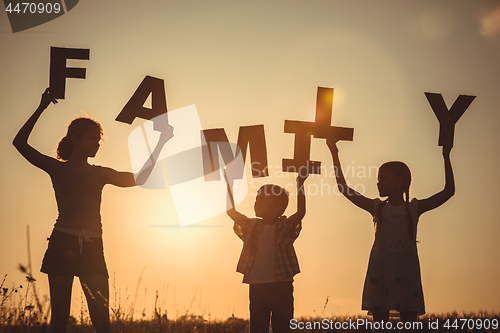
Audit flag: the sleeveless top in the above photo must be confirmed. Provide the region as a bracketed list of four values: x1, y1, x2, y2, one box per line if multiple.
[52, 163, 104, 234]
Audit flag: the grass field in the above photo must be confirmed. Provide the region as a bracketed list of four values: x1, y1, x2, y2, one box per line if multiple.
[1, 313, 499, 333]
[1, 274, 498, 332]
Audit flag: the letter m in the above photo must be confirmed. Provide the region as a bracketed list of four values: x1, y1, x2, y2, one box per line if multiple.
[201, 125, 269, 181]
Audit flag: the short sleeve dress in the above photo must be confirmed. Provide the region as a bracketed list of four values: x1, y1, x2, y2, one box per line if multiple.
[361, 198, 425, 315]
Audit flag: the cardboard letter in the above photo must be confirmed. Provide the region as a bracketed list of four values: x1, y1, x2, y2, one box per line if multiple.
[116, 76, 168, 129]
[201, 129, 239, 181]
[425, 92, 476, 147]
[314, 87, 334, 138]
[127, 105, 249, 226]
[282, 121, 321, 174]
[202, 126, 269, 181]
[312, 87, 354, 141]
[49, 46, 90, 99]
[65, 0, 80, 11]
[237, 125, 269, 177]
[283, 87, 354, 174]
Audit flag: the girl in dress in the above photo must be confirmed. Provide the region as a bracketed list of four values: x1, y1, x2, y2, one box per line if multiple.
[13, 88, 173, 333]
[326, 136, 454, 332]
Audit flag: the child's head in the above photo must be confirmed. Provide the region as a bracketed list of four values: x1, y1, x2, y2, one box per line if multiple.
[377, 161, 416, 241]
[57, 117, 103, 161]
[254, 184, 289, 220]
[377, 161, 412, 199]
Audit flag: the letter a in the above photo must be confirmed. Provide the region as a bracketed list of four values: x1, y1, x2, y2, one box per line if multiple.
[116, 76, 168, 130]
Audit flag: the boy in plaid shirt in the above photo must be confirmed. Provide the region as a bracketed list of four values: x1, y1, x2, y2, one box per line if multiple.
[226, 173, 308, 333]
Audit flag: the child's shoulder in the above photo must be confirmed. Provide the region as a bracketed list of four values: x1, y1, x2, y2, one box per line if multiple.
[373, 198, 384, 210]
[373, 197, 419, 204]
[373, 198, 419, 214]
[276, 215, 292, 224]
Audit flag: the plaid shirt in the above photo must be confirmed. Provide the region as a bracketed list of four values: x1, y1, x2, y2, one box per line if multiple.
[234, 215, 301, 281]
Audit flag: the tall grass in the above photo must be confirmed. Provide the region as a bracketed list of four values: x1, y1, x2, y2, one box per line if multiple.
[1, 274, 498, 332]
[0, 273, 249, 333]
[0, 271, 49, 332]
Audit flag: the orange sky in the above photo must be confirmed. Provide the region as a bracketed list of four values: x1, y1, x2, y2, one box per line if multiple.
[1, 0, 500, 319]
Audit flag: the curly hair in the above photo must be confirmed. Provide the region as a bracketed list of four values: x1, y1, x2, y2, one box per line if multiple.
[56, 117, 103, 161]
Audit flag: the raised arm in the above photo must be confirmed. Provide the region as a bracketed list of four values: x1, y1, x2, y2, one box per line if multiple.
[417, 145, 455, 217]
[224, 173, 252, 241]
[13, 89, 61, 177]
[101, 125, 174, 187]
[224, 173, 248, 223]
[326, 135, 373, 215]
[288, 172, 308, 223]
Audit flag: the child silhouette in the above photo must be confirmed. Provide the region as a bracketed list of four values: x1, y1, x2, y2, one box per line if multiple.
[13, 88, 173, 333]
[327, 136, 454, 333]
[226, 171, 308, 333]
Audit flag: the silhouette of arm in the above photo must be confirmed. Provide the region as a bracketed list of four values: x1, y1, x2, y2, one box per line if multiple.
[288, 173, 308, 223]
[13, 89, 61, 177]
[101, 126, 174, 187]
[286, 173, 308, 240]
[327, 136, 374, 215]
[224, 173, 252, 240]
[225, 174, 248, 222]
[417, 146, 455, 217]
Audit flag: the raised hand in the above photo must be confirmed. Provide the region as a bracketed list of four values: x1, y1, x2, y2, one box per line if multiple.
[416, 144, 455, 217]
[297, 167, 309, 185]
[223, 168, 236, 210]
[326, 131, 340, 154]
[159, 124, 174, 143]
[39, 88, 58, 110]
[13, 88, 62, 177]
[442, 144, 452, 158]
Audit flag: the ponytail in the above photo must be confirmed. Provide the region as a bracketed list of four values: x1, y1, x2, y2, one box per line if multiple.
[404, 189, 417, 242]
[56, 117, 103, 161]
[374, 198, 387, 234]
[56, 136, 73, 161]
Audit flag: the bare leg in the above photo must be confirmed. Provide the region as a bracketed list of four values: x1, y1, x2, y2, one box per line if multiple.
[400, 311, 418, 333]
[48, 275, 74, 333]
[79, 274, 113, 333]
[372, 312, 389, 333]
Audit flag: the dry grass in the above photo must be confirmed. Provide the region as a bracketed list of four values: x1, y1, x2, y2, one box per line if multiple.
[1, 274, 498, 332]
[0, 273, 249, 333]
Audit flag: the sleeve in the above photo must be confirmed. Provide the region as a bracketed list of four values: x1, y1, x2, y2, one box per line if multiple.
[274, 216, 301, 246]
[233, 215, 254, 241]
[286, 215, 302, 242]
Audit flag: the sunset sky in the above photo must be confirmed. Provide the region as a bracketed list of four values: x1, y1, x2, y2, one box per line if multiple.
[1, 0, 500, 319]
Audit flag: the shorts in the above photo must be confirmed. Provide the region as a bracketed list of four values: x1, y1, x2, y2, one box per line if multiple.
[41, 229, 109, 278]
